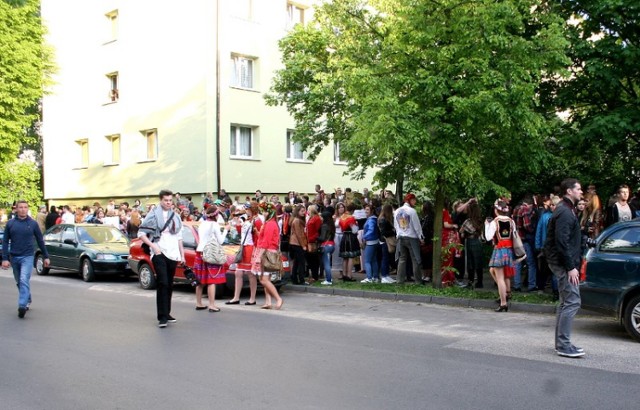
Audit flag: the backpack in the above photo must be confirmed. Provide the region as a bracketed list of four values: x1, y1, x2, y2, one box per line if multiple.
[202, 233, 226, 265]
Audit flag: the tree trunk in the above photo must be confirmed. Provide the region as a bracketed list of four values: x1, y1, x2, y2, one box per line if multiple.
[395, 175, 404, 205]
[431, 182, 445, 288]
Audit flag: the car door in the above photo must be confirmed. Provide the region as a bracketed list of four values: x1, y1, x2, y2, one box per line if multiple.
[43, 225, 64, 267]
[583, 225, 640, 311]
[58, 226, 80, 269]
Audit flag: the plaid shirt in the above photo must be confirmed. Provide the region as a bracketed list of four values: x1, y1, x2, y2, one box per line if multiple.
[515, 203, 536, 236]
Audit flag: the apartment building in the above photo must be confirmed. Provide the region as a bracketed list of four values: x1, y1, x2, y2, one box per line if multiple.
[40, 0, 375, 206]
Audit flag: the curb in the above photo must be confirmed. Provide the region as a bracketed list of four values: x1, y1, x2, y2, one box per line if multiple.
[283, 284, 558, 314]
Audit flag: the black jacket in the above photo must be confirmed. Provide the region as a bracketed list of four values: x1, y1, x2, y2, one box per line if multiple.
[605, 202, 638, 228]
[544, 197, 582, 271]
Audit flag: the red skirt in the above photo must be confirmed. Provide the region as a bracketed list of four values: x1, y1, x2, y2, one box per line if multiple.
[236, 244, 254, 271]
[193, 252, 226, 285]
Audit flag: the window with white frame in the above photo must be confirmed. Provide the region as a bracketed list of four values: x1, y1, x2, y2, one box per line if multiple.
[106, 72, 119, 102]
[230, 125, 253, 158]
[334, 141, 346, 164]
[230, 55, 255, 89]
[286, 2, 305, 27]
[286, 129, 306, 161]
[140, 129, 158, 161]
[105, 134, 120, 164]
[105, 10, 118, 42]
[76, 139, 89, 168]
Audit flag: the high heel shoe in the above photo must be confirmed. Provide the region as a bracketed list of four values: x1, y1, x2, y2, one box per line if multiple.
[495, 305, 508, 312]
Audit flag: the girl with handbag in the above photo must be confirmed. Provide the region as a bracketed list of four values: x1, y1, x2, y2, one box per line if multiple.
[252, 202, 284, 310]
[226, 202, 261, 306]
[194, 205, 229, 312]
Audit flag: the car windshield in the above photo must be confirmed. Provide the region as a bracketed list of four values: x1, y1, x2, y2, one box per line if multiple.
[76, 226, 129, 245]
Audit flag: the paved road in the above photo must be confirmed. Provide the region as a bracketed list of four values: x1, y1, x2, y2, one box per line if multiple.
[1, 270, 638, 410]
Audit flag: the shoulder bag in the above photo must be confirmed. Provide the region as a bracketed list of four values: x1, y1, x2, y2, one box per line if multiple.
[233, 221, 252, 264]
[202, 225, 227, 265]
[511, 220, 527, 261]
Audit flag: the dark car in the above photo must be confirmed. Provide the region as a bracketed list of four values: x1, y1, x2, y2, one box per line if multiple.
[34, 224, 131, 282]
[127, 222, 289, 297]
[580, 220, 640, 342]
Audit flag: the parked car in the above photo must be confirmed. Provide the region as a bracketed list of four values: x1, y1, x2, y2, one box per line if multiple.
[580, 220, 640, 342]
[34, 224, 132, 282]
[127, 222, 290, 297]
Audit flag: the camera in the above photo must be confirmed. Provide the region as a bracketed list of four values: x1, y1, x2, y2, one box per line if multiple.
[183, 267, 199, 287]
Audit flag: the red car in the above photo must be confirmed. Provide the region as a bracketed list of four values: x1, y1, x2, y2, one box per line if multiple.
[128, 222, 289, 297]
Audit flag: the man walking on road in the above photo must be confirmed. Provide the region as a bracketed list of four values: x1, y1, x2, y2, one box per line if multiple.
[1, 200, 50, 318]
[139, 190, 185, 328]
[544, 178, 585, 358]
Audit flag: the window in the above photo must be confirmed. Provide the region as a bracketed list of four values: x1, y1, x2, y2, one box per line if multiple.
[105, 134, 120, 164]
[599, 227, 640, 253]
[76, 139, 89, 168]
[105, 10, 118, 41]
[334, 141, 346, 164]
[286, 2, 305, 27]
[45, 225, 64, 242]
[230, 0, 253, 20]
[230, 55, 255, 89]
[230, 125, 253, 158]
[106, 72, 119, 102]
[286, 129, 306, 161]
[140, 129, 158, 161]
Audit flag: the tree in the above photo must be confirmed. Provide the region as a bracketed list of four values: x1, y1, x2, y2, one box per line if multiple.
[549, 0, 640, 195]
[0, 157, 42, 210]
[0, 0, 51, 162]
[267, 0, 569, 286]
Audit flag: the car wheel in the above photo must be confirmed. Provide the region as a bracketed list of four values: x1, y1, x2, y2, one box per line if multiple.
[81, 258, 95, 282]
[35, 253, 50, 276]
[138, 263, 156, 290]
[623, 294, 640, 342]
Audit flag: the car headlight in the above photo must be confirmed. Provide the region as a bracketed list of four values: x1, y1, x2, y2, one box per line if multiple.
[96, 253, 118, 260]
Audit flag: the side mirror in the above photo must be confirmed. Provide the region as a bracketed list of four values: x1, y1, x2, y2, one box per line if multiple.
[586, 238, 597, 248]
[63, 238, 77, 246]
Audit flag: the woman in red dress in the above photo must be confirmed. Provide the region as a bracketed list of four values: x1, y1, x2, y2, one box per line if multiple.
[226, 201, 262, 306]
[252, 202, 284, 310]
[441, 206, 460, 286]
[194, 205, 229, 312]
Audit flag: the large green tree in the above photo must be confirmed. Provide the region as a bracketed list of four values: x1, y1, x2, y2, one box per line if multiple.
[267, 0, 568, 285]
[549, 0, 640, 195]
[0, 0, 51, 207]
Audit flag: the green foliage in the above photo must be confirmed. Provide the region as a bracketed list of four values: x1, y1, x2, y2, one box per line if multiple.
[548, 0, 640, 194]
[267, 0, 569, 285]
[0, 158, 42, 210]
[0, 0, 51, 163]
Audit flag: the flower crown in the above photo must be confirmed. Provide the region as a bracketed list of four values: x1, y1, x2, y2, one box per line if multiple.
[258, 202, 277, 213]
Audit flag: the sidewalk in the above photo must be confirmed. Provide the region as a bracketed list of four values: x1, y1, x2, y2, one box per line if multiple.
[283, 270, 559, 314]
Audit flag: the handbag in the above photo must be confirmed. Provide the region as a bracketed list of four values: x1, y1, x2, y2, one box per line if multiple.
[511, 221, 527, 260]
[234, 221, 252, 263]
[202, 230, 227, 265]
[261, 249, 283, 272]
[386, 236, 397, 254]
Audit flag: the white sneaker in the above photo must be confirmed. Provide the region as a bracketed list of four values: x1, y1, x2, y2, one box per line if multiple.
[360, 278, 372, 283]
[381, 277, 396, 284]
[321, 280, 332, 285]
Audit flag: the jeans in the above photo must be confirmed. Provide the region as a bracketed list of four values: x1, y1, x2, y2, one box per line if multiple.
[364, 243, 379, 280]
[465, 238, 484, 285]
[321, 244, 335, 282]
[11, 255, 34, 308]
[152, 253, 177, 322]
[548, 262, 581, 350]
[397, 236, 421, 284]
[514, 241, 536, 290]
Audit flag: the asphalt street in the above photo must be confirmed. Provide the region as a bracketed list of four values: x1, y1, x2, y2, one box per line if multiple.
[1, 270, 638, 410]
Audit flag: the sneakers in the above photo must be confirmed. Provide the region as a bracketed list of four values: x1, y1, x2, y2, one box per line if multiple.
[320, 280, 332, 285]
[422, 277, 432, 283]
[18, 307, 27, 319]
[158, 320, 168, 328]
[381, 277, 396, 284]
[360, 278, 372, 284]
[556, 345, 585, 358]
[167, 316, 177, 323]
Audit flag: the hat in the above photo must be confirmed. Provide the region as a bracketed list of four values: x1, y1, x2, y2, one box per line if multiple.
[213, 199, 225, 206]
[404, 193, 416, 203]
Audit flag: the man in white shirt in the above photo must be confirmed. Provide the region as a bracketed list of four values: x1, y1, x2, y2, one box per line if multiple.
[139, 190, 185, 328]
[393, 193, 424, 284]
[61, 205, 75, 224]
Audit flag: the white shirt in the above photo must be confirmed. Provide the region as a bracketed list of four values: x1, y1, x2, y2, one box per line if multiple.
[61, 211, 75, 224]
[393, 203, 423, 240]
[196, 220, 228, 252]
[239, 220, 255, 246]
[155, 210, 183, 261]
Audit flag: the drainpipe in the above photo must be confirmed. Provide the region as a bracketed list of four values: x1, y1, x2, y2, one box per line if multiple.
[215, 0, 222, 193]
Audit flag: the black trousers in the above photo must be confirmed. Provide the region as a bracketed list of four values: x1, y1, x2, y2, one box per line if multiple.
[306, 250, 320, 280]
[289, 244, 307, 284]
[152, 253, 177, 321]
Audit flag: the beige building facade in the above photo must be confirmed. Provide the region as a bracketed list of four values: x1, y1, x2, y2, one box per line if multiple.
[40, 0, 377, 207]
